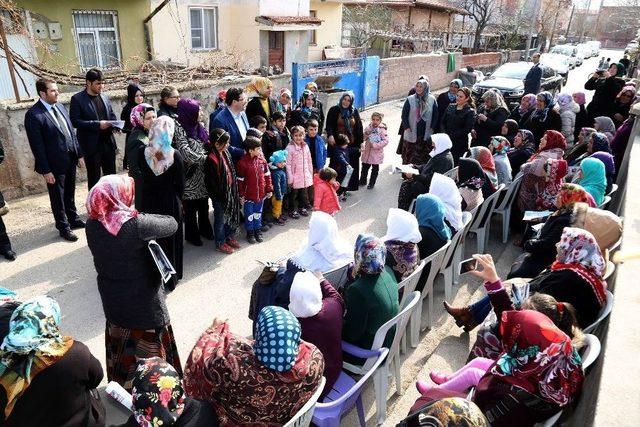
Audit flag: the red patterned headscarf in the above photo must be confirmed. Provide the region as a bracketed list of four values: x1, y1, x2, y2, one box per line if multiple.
[470, 146, 496, 173]
[556, 183, 596, 209]
[543, 130, 567, 151]
[86, 175, 138, 236]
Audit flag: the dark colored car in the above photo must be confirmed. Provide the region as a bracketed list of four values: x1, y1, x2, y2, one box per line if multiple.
[471, 62, 563, 109]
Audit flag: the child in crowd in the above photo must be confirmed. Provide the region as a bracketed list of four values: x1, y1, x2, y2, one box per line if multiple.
[263, 111, 291, 162]
[269, 150, 289, 225]
[313, 167, 341, 216]
[236, 136, 273, 244]
[572, 91, 589, 142]
[288, 90, 323, 132]
[278, 88, 292, 113]
[557, 93, 578, 146]
[360, 111, 388, 189]
[305, 119, 327, 206]
[286, 126, 314, 218]
[329, 134, 352, 201]
[250, 115, 268, 134]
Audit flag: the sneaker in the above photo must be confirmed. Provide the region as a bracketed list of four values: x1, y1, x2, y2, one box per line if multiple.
[246, 232, 257, 244]
[276, 217, 287, 225]
[216, 243, 235, 254]
[227, 238, 241, 249]
[290, 211, 300, 219]
[255, 231, 264, 243]
[300, 208, 309, 216]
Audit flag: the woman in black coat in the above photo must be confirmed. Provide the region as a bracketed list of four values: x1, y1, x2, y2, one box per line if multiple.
[524, 91, 563, 146]
[508, 93, 536, 129]
[245, 77, 278, 127]
[435, 79, 462, 132]
[584, 63, 627, 121]
[441, 87, 476, 164]
[326, 92, 364, 191]
[472, 89, 509, 147]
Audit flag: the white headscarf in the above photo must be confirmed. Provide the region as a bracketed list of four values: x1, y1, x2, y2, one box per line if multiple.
[382, 208, 421, 243]
[288, 271, 323, 319]
[290, 212, 353, 272]
[429, 173, 464, 231]
[430, 133, 453, 157]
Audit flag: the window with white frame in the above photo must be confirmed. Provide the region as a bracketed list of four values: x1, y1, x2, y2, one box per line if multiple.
[190, 7, 218, 50]
[72, 10, 121, 70]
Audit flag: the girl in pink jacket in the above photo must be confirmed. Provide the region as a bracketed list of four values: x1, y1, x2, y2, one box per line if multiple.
[286, 126, 314, 218]
[359, 112, 389, 189]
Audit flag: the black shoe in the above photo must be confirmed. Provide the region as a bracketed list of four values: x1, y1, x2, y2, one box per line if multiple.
[359, 177, 367, 186]
[367, 184, 374, 189]
[255, 231, 264, 243]
[201, 232, 215, 241]
[1, 250, 16, 261]
[59, 229, 78, 242]
[247, 232, 257, 244]
[260, 224, 270, 232]
[69, 219, 86, 229]
[186, 237, 203, 246]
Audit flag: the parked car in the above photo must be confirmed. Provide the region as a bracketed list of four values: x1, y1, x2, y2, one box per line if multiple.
[550, 44, 582, 67]
[577, 43, 593, 59]
[586, 40, 601, 56]
[540, 53, 570, 84]
[471, 61, 563, 108]
[625, 41, 639, 54]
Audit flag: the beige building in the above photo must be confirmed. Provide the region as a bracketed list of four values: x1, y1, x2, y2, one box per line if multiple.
[147, 0, 344, 73]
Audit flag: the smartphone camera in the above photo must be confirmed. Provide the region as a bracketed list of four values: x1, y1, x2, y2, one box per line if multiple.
[458, 258, 478, 276]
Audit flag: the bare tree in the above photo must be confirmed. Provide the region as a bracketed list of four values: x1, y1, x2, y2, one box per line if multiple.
[452, 0, 498, 51]
[342, 3, 394, 48]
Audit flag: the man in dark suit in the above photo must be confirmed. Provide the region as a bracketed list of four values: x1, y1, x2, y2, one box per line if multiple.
[25, 78, 85, 242]
[523, 52, 542, 95]
[70, 68, 118, 190]
[210, 87, 249, 159]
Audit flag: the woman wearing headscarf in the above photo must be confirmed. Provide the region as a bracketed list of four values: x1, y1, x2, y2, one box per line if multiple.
[277, 88, 292, 113]
[518, 156, 568, 212]
[343, 234, 399, 364]
[304, 81, 325, 122]
[382, 208, 421, 282]
[400, 78, 439, 164]
[158, 86, 191, 153]
[556, 93, 579, 145]
[0, 296, 104, 426]
[610, 85, 636, 127]
[508, 93, 537, 128]
[472, 89, 509, 148]
[406, 397, 489, 427]
[590, 151, 616, 193]
[115, 358, 219, 427]
[507, 129, 535, 177]
[565, 126, 597, 166]
[457, 158, 486, 211]
[289, 270, 345, 398]
[524, 91, 562, 145]
[138, 116, 185, 290]
[489, 136, 513, 186]
[610, 115, 635, 173]
[245, 77, 278, 127]
[326, 91, 364, 190]
[441, 86, 476, 164]
[575, 157, 607, 206]
[593, 116, 616, 142]
[176, 98, 213, 246]
[288, 89, 324, 133]
[568, 131, 611, 169]
[436, 79, 463, 132]
[126, 104, 156, 209]
[121, 84, 145, 170]
[528, 129, 567, 163]
[397, 133, 454, 211]
[85, 175, 181, 391]
[184, 309, 324, 425]
[415, 194, 451, 260]
[572, 91, 589, 142]
[429, 173, 464, 232]
[470, 146, 499, 187]
[500, 118, 519, 144]
[584, 62, 626, 121]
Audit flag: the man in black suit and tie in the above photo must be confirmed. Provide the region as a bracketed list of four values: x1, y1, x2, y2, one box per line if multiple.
[523, 52, 542, 96]
[25, 78, 86, 241]
[70, 68, 118, 190]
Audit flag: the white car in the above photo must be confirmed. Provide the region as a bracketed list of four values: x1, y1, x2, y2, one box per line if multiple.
[550, 45, 582, 68]
[577, 43, 593, 59]
[586, 41, 601, 56]
[540, 53, 570, 84]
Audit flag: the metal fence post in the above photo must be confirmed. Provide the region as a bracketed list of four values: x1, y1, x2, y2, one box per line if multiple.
[292, 62, 299, 104]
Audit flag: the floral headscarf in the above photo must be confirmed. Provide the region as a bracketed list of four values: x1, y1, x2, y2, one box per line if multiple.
[578, 157, 607, 206]
[0, 296, 73, 417]
[515, 129, 536, 152]
[557, 183, 596, 209]
[572, 91, 586, 106]
[176, 98, 208, 144]
[589, 132, 611, 154]
[552, 227, 607, 307]
[518, 93, 537, 115]
[529, 130, 566, 162]
[470, 146, 496, 173]
[354, 234, 387, 276]
[491, 136, 511, 155]
[616, 85, 637, 105]
[415, 194, 451, 241]
[86, 175, 138, 236]
[145, 116, 176, 176]
[579, 127, 597, 144]
[246, 77, 273, 98]
[411, 398, 488, 427]
[490, 310, 584, 406]
[132, 357, 185, 427]
[130, 103, 154, 130]
[254, 306, 302, 372]
[532, 91, 556, 122]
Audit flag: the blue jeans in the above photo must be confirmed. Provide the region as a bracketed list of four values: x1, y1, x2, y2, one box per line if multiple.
[212, 199, 235, 246]
[469, 295, 492, 324]
[243, 200, 264, 232]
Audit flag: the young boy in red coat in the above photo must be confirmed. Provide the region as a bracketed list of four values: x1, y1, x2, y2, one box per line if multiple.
[313, 167, 341, 216]
[235, 137, 273, 243]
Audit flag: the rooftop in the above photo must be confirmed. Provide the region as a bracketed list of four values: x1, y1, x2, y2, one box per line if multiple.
[255, 15, 323, 26]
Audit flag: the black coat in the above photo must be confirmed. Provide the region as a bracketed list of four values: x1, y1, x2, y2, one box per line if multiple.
[69, 90, 117, 157]
[523, 63, 542, 95]
[573, 104, 590, 141]
[508, 106, 534, 129]
[435, 92, 456, 132]
[472, 106, 509, 147]
[287, 107, 324, 134]
[524, 108, 563, 145]
[325, 106, 364, 146]
[584, 75, 625, 120]
[441, 104, 475, 160]
[25, 100, 83, 175]
[246, 97, 279, 127]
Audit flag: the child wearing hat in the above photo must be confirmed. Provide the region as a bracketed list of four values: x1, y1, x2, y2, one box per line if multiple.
[270, 150, 289, 225]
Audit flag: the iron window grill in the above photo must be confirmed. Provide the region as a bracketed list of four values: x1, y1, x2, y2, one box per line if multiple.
[72, 10, 122, 70]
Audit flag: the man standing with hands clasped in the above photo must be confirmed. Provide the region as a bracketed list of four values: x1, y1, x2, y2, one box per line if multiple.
[70, 68, 118, 190]
[523, 52, 542, 96]
[25, 78, 86, 242]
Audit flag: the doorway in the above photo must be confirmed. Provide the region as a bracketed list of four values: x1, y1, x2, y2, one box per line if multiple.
[268, 31, 284, 69]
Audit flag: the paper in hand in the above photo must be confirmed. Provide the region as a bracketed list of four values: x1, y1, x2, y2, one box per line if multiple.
[108, 120, 126, 130]
[391, 164, 420, 175]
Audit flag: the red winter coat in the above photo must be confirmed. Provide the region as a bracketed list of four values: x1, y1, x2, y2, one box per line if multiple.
[236, 154, 273, 202]
[313, 174, 341, 215]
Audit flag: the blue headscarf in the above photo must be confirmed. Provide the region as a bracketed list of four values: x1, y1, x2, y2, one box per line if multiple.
[590, 132, 611, 154]
[338, 91, 355, 135]
[532, 91, 556, 122]
[578, 157, 607, 206]
[415, 194, 452, 241]
[354, 234, 387, 276]
[254, 306, 301, 372]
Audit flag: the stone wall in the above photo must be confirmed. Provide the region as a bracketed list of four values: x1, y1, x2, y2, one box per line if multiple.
[0, 74, 291, 200]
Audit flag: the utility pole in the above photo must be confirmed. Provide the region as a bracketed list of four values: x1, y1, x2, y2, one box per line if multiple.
[565, 5, 575, 39]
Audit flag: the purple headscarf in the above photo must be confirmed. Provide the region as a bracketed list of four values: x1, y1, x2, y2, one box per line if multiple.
[519, 93, 537, 115]
[590, 152, 616, 176]
[177, 98, 209, 144]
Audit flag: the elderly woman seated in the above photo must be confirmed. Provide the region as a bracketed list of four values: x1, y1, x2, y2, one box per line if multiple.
[184, 307, 324, 425]
[381, 208, 422, 282]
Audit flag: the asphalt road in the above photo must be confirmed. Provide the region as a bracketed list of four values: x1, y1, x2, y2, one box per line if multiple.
[0, 49, 622, 425]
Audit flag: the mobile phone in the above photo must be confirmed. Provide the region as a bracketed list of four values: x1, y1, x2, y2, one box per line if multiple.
[458, 258, 478, 276]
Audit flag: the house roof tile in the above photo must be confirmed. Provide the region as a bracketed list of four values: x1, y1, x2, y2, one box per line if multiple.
[255, 15, 323, 26]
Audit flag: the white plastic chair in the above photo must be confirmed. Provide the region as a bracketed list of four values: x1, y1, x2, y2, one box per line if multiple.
[492, 174, 524, 243]
[598, 195, 612, 209]
[408, 198, 416, 214]
[603, 260, 615, 281]
[438, 212, 473, 303]
[444, 166, 459, 180]
[584, 290, 614, 334]
[608, 183, 618, 196]
[397, 260, 426, 353]
[284, 377, 326, 427]
[467, 184, 506, 253]
[343, 291, 421, 425]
